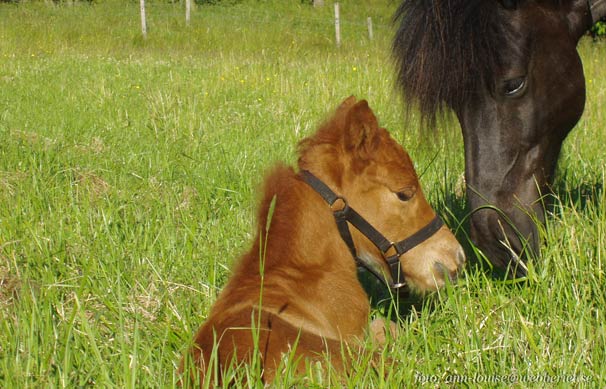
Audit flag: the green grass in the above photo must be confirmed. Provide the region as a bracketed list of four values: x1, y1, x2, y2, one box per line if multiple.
[0, 0, 605, 387]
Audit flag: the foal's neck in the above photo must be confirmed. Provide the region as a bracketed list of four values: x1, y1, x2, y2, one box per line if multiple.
[217, 166, 370, 339]
[257, 167, 359, 278]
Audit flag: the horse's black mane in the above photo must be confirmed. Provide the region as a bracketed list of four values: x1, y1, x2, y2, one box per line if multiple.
[392, 0, 562, 124]
[393, 0, 505, 123]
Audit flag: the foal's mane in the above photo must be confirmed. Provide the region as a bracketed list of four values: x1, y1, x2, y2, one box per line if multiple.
[392, 0, 563, 125]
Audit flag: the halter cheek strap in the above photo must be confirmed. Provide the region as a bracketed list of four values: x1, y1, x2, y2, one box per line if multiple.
[300, 170, 444, 290]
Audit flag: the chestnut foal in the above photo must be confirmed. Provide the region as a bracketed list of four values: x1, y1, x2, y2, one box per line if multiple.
[180, 97, 465, 385]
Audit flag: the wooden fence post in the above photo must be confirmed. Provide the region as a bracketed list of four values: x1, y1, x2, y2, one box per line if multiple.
[140, 0, 147, 39]
[367, 17, 373, 40]
[186, 0, 191, 26]
[334, 3, 341, 47]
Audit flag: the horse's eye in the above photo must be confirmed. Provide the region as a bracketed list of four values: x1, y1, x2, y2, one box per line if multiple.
[503, 76, 526, 97]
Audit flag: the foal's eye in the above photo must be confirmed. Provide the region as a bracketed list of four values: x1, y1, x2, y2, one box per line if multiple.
[396, 191, 413, 202]
[503, 76, 526, 97]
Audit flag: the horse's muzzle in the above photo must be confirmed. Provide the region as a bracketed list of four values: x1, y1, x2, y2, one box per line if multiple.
[469, 207, 540, 278]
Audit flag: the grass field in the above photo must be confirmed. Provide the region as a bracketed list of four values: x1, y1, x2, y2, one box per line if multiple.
[1, 0, 605, 387]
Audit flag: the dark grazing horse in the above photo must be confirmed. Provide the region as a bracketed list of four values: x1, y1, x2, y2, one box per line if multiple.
[393, 0, 606, 276]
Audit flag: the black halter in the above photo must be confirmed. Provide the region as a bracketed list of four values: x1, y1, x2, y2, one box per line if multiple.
[300, 170, 444, 290]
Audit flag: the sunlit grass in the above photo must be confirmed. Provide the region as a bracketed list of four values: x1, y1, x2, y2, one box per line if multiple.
[0, 0, 604, 387]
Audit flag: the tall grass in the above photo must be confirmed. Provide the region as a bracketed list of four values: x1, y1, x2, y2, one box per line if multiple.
[0, 1, 604, 387]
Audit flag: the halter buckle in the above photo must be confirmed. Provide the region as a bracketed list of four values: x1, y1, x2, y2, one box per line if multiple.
[329, 196, 348, 213]
[385, 253, 406, 289]
[382, 243, 399, 259]
[390, 281, 408, 289]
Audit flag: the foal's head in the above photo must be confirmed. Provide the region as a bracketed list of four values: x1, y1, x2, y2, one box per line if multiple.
[298, 97, 464, 292]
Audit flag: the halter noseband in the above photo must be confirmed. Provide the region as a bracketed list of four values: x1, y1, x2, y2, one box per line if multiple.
[300, 170, 444, 290]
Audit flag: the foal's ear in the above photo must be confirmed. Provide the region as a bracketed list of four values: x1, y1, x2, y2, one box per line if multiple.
[344, 100, 380, 157]
[337, 95, 358, 112]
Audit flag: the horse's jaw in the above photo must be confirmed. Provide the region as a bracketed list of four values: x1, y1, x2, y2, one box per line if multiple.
[567, 0, 606, 39]
[589, 0, 606, 23]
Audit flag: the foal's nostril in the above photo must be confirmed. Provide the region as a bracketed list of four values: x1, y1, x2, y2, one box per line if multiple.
[434, 261, 460, 283]
[456, 247, 466, 267]
[433, 262, 451, 282]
